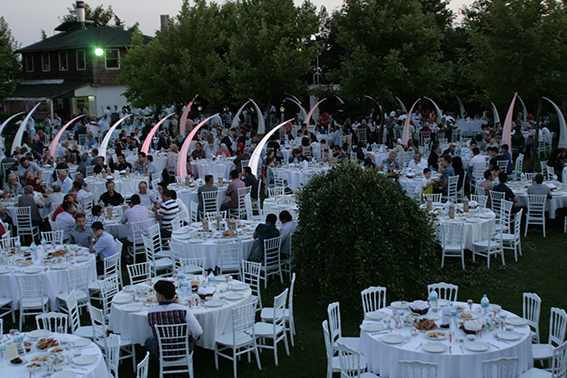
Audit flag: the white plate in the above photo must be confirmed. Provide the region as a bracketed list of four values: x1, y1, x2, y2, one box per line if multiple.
[466, 218, 481, 223]
[51, 264, 69, 270]
[437, 299, 450, 307]
[72, 338, 91, 348]
[366, 311, 387, 321]
[52, 371, 77, 378]
[422, 342, 448, 353]
[506, 317, 529, 326]
[75, 256, 90, 263]
[122, 304, 143, 312]
[113, 295, 132, 304]
[0, 267, 12, 274]
[390, 301, 408, 309]
[465, 341, 490, 352]
[24, 267, 42, 274]
[380, 333, 406, 344]
[496, 331, 522, 341]
[232, 283, 249, 291]
[72, 354, 98, 365]
[205, 300, 225, 307]
[460, 312, 480, 320]
[215, 275, 232, 282]
[225, 292, 246, 301]
[479, 213, 493, 219]
[360, 323, 383, 332]
[28, 329, 51, 338]
[184, 274, 195, 281]
[425, 314, 440, 321]
[425, 331, 449, 340]
[487, 304, 502, 312]
[9, 357, 27, 365]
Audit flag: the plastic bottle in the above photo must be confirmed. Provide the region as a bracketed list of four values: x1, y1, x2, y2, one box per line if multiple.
[13, 331, 24, 356]
[481, 294, 490, 313]
[0, 339, 6, 367]
[30, 243, 36, 260]
[520, 172, 526, 182]
[429, 289, 438, 313]
[15, 239, 21, 254]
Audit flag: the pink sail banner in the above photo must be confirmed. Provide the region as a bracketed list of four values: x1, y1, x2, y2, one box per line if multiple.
[250, 119, 294, 176]
[502, 93, 518, 147]
[179, 96, 197, 137]
[140, 113, 176, 154]
[304, 98, 326, 126]
[177, 114, 218, 178]
[403, 99, 421, 144]
[49, 114, 85, 158]
[12, 103, 42, 155]
[543, 97, 567, 149]
[99, 114, 132, 161]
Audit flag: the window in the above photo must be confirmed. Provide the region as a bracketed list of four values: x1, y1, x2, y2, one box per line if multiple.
[41, 52, 50, 72]
[105, 49, 119, 69]
[76, 50, 86, 70]
[59, 51, 68, 71]
[25, 54, 34, 72]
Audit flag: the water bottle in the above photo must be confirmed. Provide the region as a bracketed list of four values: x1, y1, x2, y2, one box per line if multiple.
[553, 174, 558, 182]
[30, 243, 36, 260]
[429, 289, 438, 313]
[208, 272, 215, 287]
[15, 239, 21, 254]
[0, 339, 6, 367]
[481, 294, 490, 313]
[14, 331, 24, 356]
[520, 172, 525, 182]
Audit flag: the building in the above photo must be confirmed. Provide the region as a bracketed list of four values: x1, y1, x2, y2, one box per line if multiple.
[3, 1, 150, 121]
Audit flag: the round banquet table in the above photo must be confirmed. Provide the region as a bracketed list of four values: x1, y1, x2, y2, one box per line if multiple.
[170, 221, 258, 270]
[108, 277, 253, 350]
[6, 332, 110, 378]
[190, 160, 235, 179]
[103, 210, 158, 239]
[359, 302, 533, 378]
[456, 119, 484, 136]
[0, 245, 96, 310]
[124, 154, 167, 172]
[399, 177, 423, 199]
[430, 206, 495, 251]
[508, 181, 567, 219]
[85, 175, 148, 202]
[262, 196, 298, 221]
[278, 166, 330, 192]
[168, 185, 228, 212]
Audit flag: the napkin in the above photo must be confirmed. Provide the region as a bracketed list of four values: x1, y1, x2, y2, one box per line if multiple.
[468, 200, 478, 208]
[409, 300, 429, 310]
[464, 319, 483, 331]
[197, 287, 215, 296]
[545, 183, 557, 190]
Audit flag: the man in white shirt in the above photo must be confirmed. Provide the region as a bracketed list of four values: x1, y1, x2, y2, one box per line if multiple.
[468, 147, 488, 172]
[56, 201, 76, 242]
[145, 280, 203, 362]
[279, 210, 297, 256]
[104, 106, 112, 118]
[73, 181, 89, 206]
[119, 194, 149, 261]
[408, 152, 428, 171]
[54, 170, 73, 193]
[98, 114, 110, 135]
[45, 185, 65, 209]
[136, 181, 157, 207]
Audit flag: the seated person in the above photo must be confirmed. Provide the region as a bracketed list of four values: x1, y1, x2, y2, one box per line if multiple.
[493, 172, 518, 206]
[421, 168, 435, 194]
[378, 152, 401, 172]
[99, 181, 124, 206]
[527, 173, 552, 199]
[153, 189, 179, 238]
[113, 153, 133, 172]
[220, 170, 245, 211]
[279, 210, 297, 256]
[56, 201, 76, 242]
[136, 181, 157, 207]
[197, 175, 218, 214]
[54, 170, 73, 193]
[145, 280, 203, 363]
[86, 205, 106, 227]
[249, 213, 280, 263]
[409, 152, 428, 171]
[89, 222, 118, 275]
[3, 174, 23, 197]
[478, 169, 495, 197]
[69, 213, 95, 248]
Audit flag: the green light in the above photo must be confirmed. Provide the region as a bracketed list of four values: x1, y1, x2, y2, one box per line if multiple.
[95, 48, 104, 56]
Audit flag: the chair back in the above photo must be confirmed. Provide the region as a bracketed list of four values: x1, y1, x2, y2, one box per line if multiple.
[17, 274, 44, 303]
[98, 275, 120, 320]
[136, 352, 150, 378]
[0, 236, 20, 251]
[422, 193, 442, 204]
[127, 262, 151, 285]
[489, 191, 505, 217]
[327, 302, 342, 351]
[190, 201, 199, 223]
[218, 240, 241, 277]
[83, 193, 94, 213]
[337, 342, 365, 378]
[179, 257, 206, 276]
[273, 289, 289, 331]
[66, 291, 81, 334]
[15, 206, 34, 235]
[41, 230, 64, 244]
[527, 194, 547, 220]
[322, 320, 334, 378]
[481, 357, 518, 378]
[442, 222, 465, 249]
[523, 292, 541, 342]
[499, 200, 513, 232]
[241, 260, 262, 308]
[35, 312, 68, 333]
[263, 236, 282, 276]
[547, 166, 556, 181]
[552, 340, 567, 378]
[231, 301, 257, 347]
[399, 360, 439, 378]
[549, 307, 567, 347]
[106, 333, 121, 378]
[131, 219, 151, 245]
[427, 282, 458, 302]
[361, 286, 387, 315]
[201, 191, 219, 213]
[66, 265, 90, 298]
[169, 241, 184, 271]
[154, 323, 192, 362]
[471, 194, 488, 208]
[446, 176, 458, 202]
[496, 160, 509, 172]
[267, 186, 285, 198]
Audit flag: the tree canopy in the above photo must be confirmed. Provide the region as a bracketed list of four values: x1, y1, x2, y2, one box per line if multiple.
[0, 17, 20, 103]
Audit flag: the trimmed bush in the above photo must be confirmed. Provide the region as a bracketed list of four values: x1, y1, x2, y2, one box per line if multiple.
[293, 161, 439, 309]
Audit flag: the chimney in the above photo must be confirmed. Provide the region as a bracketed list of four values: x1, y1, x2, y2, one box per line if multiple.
[160, 15, 170, 30]
[76, 1, 85, 23]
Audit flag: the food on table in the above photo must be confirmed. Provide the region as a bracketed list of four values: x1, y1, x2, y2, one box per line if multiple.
[460, 313, 473, 319]
[24, 341, 32, 347]
[49, 347, 63, 353]
[243, 228, 251, 231]
[21, 261, 33, 266]
[32, 356, 48, 362]
[50, 250, 67, 257]
[427, 331, 446, 338]
[36, 337, 59, 350]
[439, 323, 450, 328]
[10, 357, 23, 364]
[146, 297, 155, 302]
[454, 306, 465, 311]
[415, 318, 438, 331]
[27, 363, 41, 368]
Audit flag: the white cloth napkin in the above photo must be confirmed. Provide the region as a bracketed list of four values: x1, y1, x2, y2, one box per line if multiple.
[464, 319, 483, 331]
[197, 287, 215, 296]
[468, 200, 478, 208]
[409, 300, 429, 310]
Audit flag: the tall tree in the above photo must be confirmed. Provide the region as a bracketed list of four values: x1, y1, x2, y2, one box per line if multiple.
[464, 0, 567, 169]
[227, 0, 321, 123]
[120, 0, 223, 109]
[0, 17, 20, 103]
[61, 3, 116, 27]
[334, 0, 450, 104]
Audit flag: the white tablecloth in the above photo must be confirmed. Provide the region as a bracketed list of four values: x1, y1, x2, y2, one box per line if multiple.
[278, 166, 330, 192]
[508, 182, 567, 219]
[170, 186, 228, 212]
[456, 120, 484, 136]
[359, 302, 533, 378]
[85, 175, 148, 202]
[262, 197, 298, 220]
[0, 246, 96, 310]
[433, 207, 495, 250]
[6, 332, 109, 378]
[109, 277, 253, 349]
[190, 161, 235, 179]
[104, 214, 158, 239]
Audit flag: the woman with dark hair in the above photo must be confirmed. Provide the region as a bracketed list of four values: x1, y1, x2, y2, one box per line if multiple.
[452, 156, 465, 190]
[547, 148, 566, 181]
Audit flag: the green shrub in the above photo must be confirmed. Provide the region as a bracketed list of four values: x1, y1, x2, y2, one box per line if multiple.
[293, 161, 439, 310]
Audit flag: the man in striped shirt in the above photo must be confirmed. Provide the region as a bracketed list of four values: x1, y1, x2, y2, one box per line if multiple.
[153, 189, 179, 238]
[145, 280, 202, 363]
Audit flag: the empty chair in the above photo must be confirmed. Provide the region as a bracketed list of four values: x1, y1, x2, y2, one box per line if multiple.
[137, 352, 150, 378]
[360, 286, 387, 316]
[500, 209, 523, 261]
[17, 274, 49, 328]
[525, 194, 547, 237]
[427, 282, 458, 302]
[130, 220, 151, 263]
[154, 323, 195, 378]
[56, 264, 90, 314]
[323, 320, 341, 378]
[533, 308, 567, 365]
[337, 342, 377, 378]
[441, 221, 465, 269]
[190, 201, 199, 223]
[471, 194, 488, 208]
[445, 175, 459, 203]
[472, 220, 504, 268]
[497, 200, 513, 234]
[328, 302, 359, 353]
[142, 234, 173, 276]
[127, 262, 151, 285]
[261, 273, 296, 346]
[218, 240, 241, 278]
[242, 260, 262, 310]
[106, 333, 121, 378]
[547, 165, 555, 181]
[35, 312, 68, 332]
[482, 357, 518, 378]
[99, 275, 120, 320]
[179, 257, 206, 276]
[66, 291, 93, 339]
[267, 186, 285, 198]
[254, 289, 290, 365]
[88, 253, 121, 300]
[524, 292, 542, 344]
[214, 301, 261, 378]
[422, 193, 442, 204]
[147, 223, 171, 258]
[399, 360, 439, 378]
[519, 340, 567, 378]
[41, 230, 64, 244]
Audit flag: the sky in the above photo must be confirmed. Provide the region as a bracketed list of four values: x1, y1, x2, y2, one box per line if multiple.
[4, 0, 472, 48]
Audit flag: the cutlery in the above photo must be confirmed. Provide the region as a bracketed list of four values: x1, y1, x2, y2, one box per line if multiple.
[487, 342, 500, 349]
[460, 345, 464, 353]
[398, 337, 411, 347]
[415, 342, 423, 350]
[449, 345, 452, 354]
[494, 336, 511, 345]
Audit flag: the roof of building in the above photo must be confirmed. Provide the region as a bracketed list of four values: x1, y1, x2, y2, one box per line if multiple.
[16, 25, 151, 54]
[6, 79, 92, 100]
